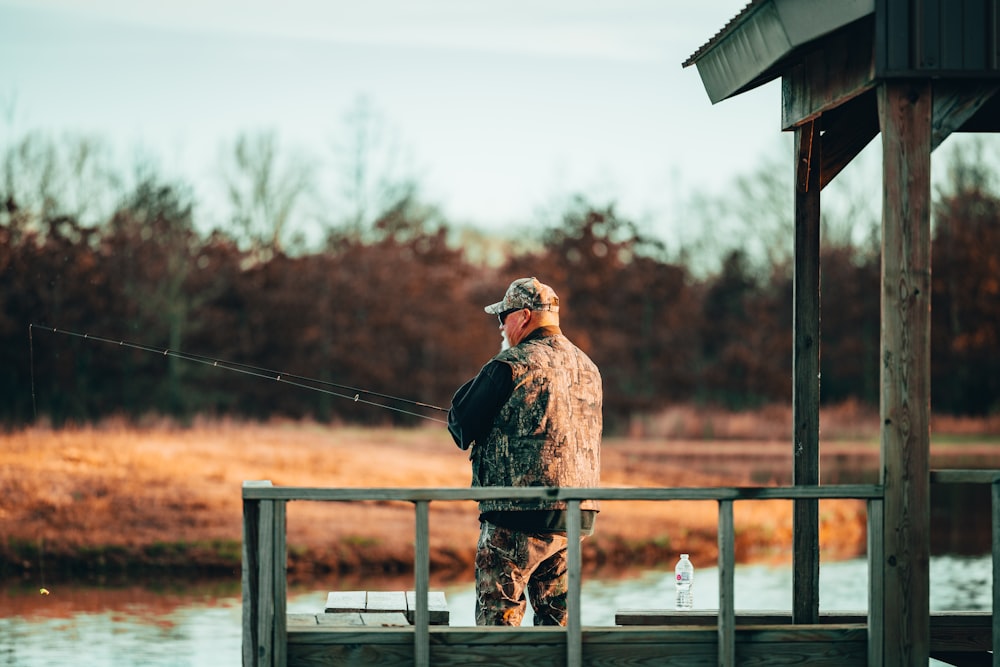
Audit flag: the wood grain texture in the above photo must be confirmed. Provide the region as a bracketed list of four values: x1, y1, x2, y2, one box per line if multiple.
[242, 485, 884, 502]
[877, 79, 932, 667]
[717, 500, 735, 666]
[793, 119, 821, 626]
[781, 16, 877, 130]
[994, 481, 999, 667]
[286, 625, 869, 667]
[868, 497, 885, 667]
[325, 591, 366, 613]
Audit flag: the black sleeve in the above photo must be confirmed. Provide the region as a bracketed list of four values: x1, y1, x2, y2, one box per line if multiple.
[447, 360, 513, 450]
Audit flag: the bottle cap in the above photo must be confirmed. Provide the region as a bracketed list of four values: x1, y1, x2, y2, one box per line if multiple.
[681, 553, 689, 558]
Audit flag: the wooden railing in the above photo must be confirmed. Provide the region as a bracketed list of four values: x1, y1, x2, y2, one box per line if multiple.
[929, 470, 1000, 667]
[242, 483, 891, 667]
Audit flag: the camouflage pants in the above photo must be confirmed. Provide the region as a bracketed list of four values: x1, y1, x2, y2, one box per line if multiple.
[475, 521, 578, 626]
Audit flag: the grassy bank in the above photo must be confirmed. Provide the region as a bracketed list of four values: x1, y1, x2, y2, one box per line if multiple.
[2, 415, 997, 584]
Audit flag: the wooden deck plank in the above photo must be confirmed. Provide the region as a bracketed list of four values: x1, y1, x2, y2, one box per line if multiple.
[360, 613, 410, 627]
[288, 625, 869, 644]
[323, 589, 449, 625]
[365, 591, 407, 615]
[287, 613, 319, 627]
[615, 609, 869, 625]
[314, 612, 412, 628]
[324, 591, 366, 613]
[617, 610, 989, 628]
[286, 625, 868, 667]
[317, 613, 364, 627]
[615, 609, 992, 655]
[404, 590, 450, 625]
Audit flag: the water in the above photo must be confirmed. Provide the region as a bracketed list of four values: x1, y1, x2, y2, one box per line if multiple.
[1, 555, 992, 666]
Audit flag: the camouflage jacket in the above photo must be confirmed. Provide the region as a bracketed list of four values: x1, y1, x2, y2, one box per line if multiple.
[471, 329, 602, 513]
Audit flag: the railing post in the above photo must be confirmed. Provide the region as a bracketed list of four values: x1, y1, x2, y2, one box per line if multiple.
[242, 480, 285, 667]
[992, 481, 999, 667]
[242, 485, 261, 667]
[273, 499, 287, 667]
[567, 499, 583, 667]
[414, 500, 430, 667]
[868, 497, 884, 667]
[718, 499, 735, 666]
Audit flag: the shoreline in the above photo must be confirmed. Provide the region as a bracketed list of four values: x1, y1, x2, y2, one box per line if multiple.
[4, 421, 996, 586]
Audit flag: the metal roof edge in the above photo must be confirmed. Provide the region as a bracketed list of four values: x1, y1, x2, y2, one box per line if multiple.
[691, 1, 791, 103]
[684, 0, 875, 104]
[682, 1, 762, 69]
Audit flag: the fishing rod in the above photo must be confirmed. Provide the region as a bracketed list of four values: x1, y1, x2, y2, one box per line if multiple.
[29, 324, 449, 424]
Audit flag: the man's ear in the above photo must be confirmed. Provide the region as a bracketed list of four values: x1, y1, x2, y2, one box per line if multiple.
[512, 308, 532, 335]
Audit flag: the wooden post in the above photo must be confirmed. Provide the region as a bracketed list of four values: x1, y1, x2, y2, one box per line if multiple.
[877, 79, 932, 667]
[717, 499, 735, 666]
[993, 480, 999, 667]
[241, 480, 286, 667]
[242, 487, 260, 667]
[414, 500, 430, 667]
[273, 499, 286, 667]
[793, 118, 822, 625]
[867, 497, 885, 667]
[567, 499, 583, 667]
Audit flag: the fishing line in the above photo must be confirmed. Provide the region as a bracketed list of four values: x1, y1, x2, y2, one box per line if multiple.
[29, 324, 448, 424]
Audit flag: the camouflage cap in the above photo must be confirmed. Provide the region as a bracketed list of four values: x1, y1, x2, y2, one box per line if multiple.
[484, 277, 560, 315]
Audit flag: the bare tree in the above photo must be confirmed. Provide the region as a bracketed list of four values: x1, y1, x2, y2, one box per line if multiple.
[679, 137, 793, 279]
[0, 130, 118, 227]
[681, 134, 884, 277]
[324, 95, 419, 238]
[220, 129, 315, 258]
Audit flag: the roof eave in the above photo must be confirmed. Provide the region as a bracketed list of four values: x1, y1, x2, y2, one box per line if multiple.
[685, 0, 875, 104]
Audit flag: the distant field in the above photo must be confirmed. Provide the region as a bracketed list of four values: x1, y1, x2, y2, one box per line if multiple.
[2, 413, 997, 583]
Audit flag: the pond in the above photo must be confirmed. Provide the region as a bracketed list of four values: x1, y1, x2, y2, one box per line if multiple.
[1, 555, 992, 666]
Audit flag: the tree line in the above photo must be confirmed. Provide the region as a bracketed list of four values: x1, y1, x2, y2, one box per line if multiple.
[2, 132, 998, 430]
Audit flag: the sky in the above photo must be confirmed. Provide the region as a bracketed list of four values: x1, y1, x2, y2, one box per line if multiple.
[3, 0, 962, 248]
[0, 0, 796, 241]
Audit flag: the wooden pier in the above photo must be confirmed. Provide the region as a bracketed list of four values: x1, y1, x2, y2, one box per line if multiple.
[242, 475, 998, 666]
[242, 2, 1000, 664]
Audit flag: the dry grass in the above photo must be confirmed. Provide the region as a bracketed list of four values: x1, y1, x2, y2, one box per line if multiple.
[632, 399, 1000, 441]
[2, 409, 997, 584]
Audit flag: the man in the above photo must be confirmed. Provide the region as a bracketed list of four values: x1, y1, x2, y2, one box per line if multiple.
[448, 277, 603, 626]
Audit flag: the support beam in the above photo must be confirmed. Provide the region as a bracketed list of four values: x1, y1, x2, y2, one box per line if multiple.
[931, 83, 1000, 151]
[792, 119, 821, 625]
[818, 91, 880, 189]
[877, 79, 932, 667]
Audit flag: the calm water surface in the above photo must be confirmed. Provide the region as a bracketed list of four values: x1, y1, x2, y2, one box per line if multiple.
[1, 555, 992, 666]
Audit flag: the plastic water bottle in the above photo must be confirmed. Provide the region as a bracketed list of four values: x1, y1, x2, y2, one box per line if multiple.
[675, 553, 694, 610]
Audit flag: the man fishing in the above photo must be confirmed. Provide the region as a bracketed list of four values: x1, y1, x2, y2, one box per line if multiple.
[447, 277, 603, 626]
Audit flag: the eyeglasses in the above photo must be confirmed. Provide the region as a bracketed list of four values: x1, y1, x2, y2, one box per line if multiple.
[498, 308, 523, 326]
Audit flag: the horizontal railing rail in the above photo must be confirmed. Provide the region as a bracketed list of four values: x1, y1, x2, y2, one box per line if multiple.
[242, 484, 885, 502]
